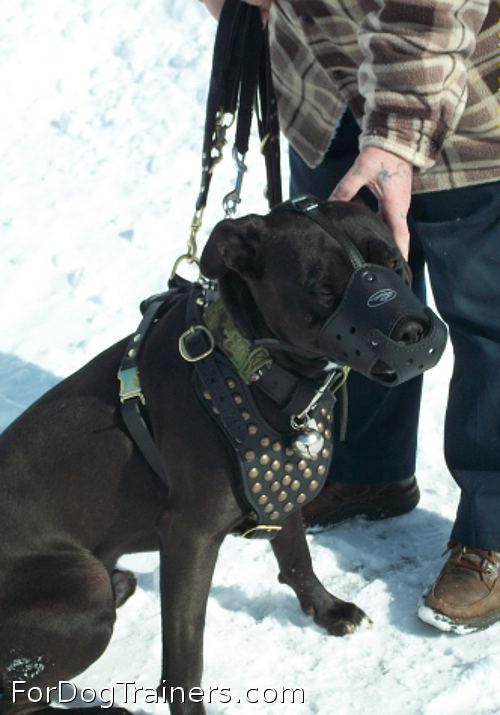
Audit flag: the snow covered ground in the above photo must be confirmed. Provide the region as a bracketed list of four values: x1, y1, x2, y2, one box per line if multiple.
[1, 1, 499, 713]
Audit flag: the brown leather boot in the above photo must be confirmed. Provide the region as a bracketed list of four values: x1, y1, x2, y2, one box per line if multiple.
[419, 544, 500, 633]
[301, 476, 419, 528]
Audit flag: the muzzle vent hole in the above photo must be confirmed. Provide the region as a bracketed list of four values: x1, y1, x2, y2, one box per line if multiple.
[407, 359, 414, 365]
[355, 350, 361, 357]
[418, 364, 424, 370]
[350, 327, 356, 334]
[336, 334, 342, 341]
[343, 352, 349, 358]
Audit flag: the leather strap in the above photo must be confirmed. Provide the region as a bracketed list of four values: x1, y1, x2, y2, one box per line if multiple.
[117, 289, 188, 487]
[279, 196, 365, 269]
[256, 28, 282, 207]
[120, 399, 168, 482]
[256, 362, 320, 416]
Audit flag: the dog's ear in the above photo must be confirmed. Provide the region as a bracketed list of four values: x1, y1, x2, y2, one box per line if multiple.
[200, 216, 264, 279]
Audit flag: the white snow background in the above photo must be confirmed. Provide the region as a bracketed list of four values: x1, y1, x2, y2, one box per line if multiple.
[1, 1, 499, 713]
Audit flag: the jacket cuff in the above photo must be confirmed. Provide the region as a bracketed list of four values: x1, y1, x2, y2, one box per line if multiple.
[359, 112, 450, 171]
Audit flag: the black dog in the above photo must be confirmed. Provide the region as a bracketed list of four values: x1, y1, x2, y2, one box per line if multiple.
[0, 201, 416, 715]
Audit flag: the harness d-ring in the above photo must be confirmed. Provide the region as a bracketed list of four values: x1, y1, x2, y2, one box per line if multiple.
[170, 254, 200, 281]
[178, 325, 215, 362]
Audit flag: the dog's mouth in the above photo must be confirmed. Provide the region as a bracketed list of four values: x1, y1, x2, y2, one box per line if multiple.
[368, 315, 432, 384]
[369, 360, 398, 384]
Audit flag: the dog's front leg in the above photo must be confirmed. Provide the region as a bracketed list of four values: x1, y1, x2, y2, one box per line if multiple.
[157, 510, 224, 715]
[271, 512, 371, 636]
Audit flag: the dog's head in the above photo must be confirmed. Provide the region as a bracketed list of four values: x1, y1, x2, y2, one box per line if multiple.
[200, 199, 446, 384]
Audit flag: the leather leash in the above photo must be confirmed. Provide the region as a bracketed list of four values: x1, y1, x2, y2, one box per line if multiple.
[119, 1, 283, 494]
[174, 0, 282, 276]
[198, 0, 281, 212]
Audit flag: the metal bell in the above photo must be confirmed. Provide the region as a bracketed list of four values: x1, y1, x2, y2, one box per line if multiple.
[292, 420, 325, 460]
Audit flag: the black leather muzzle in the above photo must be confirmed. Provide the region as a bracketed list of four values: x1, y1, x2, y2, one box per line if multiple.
[273, 196, 448, 386]
[318, 262, 446, 385]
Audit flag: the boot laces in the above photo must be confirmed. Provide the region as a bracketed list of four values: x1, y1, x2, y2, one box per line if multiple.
[447, 542, 498, 576]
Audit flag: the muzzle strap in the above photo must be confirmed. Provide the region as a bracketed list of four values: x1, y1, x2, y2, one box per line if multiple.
[276, 196, 365, 269]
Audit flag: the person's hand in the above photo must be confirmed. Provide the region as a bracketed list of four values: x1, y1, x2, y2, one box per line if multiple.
[329, 146, 413, 259]
[204, 0, 272, 26]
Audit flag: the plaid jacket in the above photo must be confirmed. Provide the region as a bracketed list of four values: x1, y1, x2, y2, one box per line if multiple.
[269, 0, 500, 192]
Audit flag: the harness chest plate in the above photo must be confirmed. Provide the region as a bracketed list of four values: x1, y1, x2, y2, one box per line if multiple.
[193, 353, 334, 539]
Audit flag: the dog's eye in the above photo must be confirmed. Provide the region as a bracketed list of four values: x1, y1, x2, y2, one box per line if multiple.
[308, 288, 337, 310]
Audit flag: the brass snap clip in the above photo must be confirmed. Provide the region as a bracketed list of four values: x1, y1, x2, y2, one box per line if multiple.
[178, 325, 215, 363]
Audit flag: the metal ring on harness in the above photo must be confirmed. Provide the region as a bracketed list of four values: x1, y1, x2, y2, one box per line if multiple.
[239, 524, 283, 539]
[179, 325, 216, 362]
[170, 253, 200, 281]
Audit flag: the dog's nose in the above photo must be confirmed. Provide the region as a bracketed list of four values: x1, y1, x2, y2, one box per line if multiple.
[391, 317, 427, 345]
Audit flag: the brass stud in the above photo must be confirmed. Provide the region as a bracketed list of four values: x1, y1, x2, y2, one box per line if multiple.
[260, 436, 271, 448]
[245, 450, 256, 462]
[248, 424, 258, 435]
[290, 479, 301, 491]
[298, 459, 307, 471]
[309, 480, 319, 491]
[303, 467, 313, 478]
[296, 493, 307, 504]
[282, 475, 292, 486]
[321, 407, 327, 416]
[317, 422, 325, 433]
[202, 390, 211, 400]
[257, 494, 268, 505]
[264, 470, 274, 481]
[248, 467, 259, 479]
[264, 503, 274, 513]
[251, 483, 263, 494]
[325, 429, 332, 439]
[284, 502, 294, 513]
[321, 448, 330, 459]
[241, 410, 251, 421]
[213, 407, 220, 415]
[270, 511, 280, 520]
[260, 454, 271, 466]
[326, 413, 332, 422]
[285, 447, 294, 457]
[271, 481, 280, 492]
[272, 441, 283, 452]
[226, 379, 236, 389]
[277, 490, 287, 503]
[271, 460, 281, 471]
[317, 465, 326, 476]
[284, 462, 294, 474]
[233, 394, 243, 405]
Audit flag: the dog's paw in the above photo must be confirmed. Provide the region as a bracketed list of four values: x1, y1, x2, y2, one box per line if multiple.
[111, 569, 137, 608]
[306, 600, 372, 637]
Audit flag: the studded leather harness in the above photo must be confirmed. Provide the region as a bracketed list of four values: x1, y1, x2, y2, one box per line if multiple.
[118, 279, 342, 540]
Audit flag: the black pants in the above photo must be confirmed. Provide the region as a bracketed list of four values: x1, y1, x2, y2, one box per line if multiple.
[289, 110, 500, 548]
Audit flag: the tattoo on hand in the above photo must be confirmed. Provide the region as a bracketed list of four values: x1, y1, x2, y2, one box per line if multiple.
[377, 162, 407, 184]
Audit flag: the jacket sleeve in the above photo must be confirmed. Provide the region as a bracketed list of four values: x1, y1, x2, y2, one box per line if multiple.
[357, 0, 490, 170]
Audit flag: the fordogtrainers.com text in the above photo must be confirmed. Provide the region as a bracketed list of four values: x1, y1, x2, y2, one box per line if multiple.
[10, 681, 306, 708]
